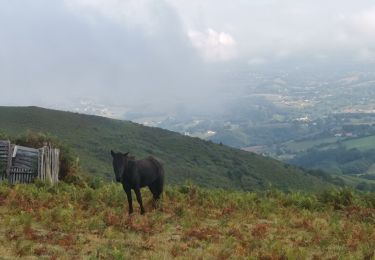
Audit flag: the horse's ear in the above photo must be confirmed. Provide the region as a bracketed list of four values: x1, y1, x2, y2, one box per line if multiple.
[111, 150, 115, 157]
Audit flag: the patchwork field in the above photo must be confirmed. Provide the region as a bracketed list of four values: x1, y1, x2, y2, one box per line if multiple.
[283, 137, 342, 153]
[284, 135, 375, 154]
[342, 136, 375, 151]
[0, 182, 374, 259]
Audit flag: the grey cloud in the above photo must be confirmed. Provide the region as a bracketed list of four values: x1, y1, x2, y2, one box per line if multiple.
[0, 0, 218, 110]
[168, 0, 375, 64]
[1, 0, 375, 112]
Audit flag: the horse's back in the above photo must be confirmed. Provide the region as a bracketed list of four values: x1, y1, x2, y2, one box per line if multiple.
[136, 156, 164, 187]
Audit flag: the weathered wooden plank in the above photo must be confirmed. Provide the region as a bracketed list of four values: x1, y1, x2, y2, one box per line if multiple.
[0, 141, 10, 180]
[13, 162, 37, 169]
[46, 147, 52, 184]
[14, 158, 37, 163]
[16, 150, 39, 156]
[14, 146, 38, 153]
[12, 164, 34, 170]
[7, 144, 11, 180]
[14, 153, 39, 160]
[16, 147, 38, 155]
[10, 168, 35, 174]
[13, 158, 38, 165]
[14, 156, 38, 162]
[54, 149, 59, 183]
[39, 148, 45, 182]
[12, 165, 34, 170]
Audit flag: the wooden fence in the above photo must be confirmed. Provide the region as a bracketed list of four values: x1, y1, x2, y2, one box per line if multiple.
[0, 141, 11, 181]
[9, 167, 37, 184]
[0, 140, 59, 185]
[38, 146, 60, 185]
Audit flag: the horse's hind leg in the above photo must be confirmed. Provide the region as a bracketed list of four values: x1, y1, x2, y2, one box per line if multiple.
[149, 182, 162, 208]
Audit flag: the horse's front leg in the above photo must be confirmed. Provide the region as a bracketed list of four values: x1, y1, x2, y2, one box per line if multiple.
[134, 187, 145, 215]
[124, 187, 133, 215]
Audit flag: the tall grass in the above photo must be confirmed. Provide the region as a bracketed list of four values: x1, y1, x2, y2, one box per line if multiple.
[0, 182, 373, 258]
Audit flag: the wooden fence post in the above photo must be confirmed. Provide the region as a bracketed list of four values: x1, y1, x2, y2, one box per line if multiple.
[37, 146, 59, 185]
[0, 140, 12, 182]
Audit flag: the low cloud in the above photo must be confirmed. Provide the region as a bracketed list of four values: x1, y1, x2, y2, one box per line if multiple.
[350, 7, 375, 35]
[64, 0, 167, 34]
[188, 29, 237, 62]
[336, 7, 375, 62]
[0, 0, 220, 110]
[1, 0, 375, 112]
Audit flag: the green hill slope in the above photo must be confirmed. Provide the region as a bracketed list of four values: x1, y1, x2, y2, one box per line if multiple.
[0, 106, 330, 191]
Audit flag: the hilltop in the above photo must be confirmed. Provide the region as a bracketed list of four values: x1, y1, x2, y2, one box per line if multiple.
[0, 106, 331, 191]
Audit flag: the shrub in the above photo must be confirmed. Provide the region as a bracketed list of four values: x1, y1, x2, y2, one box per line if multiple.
[86, 176, 105, 189]
[362, 193, 375, 208]
[282, 192, 320, 210]
[318, 188, 355, 209]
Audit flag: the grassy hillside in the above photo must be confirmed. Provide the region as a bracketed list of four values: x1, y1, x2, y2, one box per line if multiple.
[0, 183, 373, 259]
[0, 106, 330, 191]
[286, 135, 375, 191]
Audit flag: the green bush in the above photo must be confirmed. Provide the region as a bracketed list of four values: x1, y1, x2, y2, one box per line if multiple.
[362, 193, 375, 208]
[281, 192, 320, 210]
[318, 188, 355, 209]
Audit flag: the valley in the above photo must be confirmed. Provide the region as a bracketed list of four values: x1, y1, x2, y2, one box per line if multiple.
[122, 68, 375, 191]
[38, 68, 375, 191]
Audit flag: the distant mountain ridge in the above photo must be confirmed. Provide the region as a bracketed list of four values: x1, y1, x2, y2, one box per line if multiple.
[0, 106, 331, 191]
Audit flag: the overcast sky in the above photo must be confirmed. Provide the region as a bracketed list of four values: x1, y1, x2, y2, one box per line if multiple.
[1, 0, 375, 110]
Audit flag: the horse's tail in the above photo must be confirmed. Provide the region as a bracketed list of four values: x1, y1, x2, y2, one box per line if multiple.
[149, 156, 164, 192]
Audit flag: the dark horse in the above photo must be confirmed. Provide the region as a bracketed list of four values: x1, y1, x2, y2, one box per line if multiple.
[111, 150, 164, 214]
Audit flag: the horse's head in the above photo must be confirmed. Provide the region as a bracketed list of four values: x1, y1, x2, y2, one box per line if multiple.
[111, 150, 129, 182]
